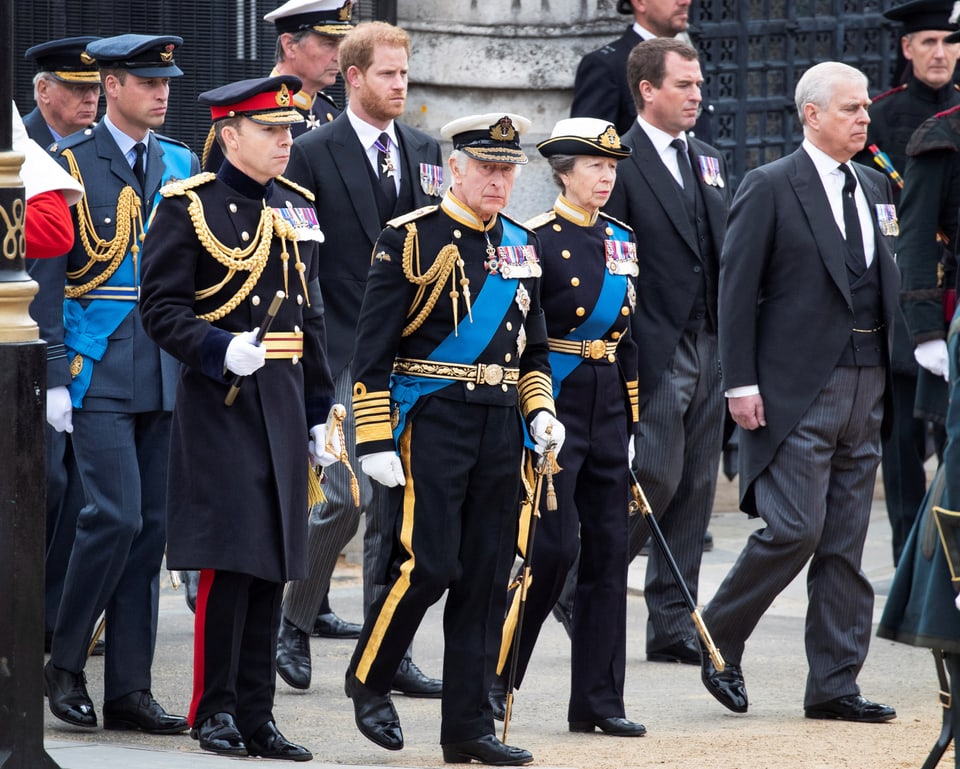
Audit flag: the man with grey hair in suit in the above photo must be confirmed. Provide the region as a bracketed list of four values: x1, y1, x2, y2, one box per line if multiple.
[700, 60, 899, 722]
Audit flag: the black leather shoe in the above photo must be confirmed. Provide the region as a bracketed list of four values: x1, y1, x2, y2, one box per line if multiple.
[345, 671, 403, 750]
[180, 570, 199, 613]
[647, 635, 701, 665]
[43, 661, 97, 728]
[441, 734, 533, 765]
[103, 690, 188, 734]
[246, 721, 313, 761]
[700, 649, 748, 713]
[804, 694, 896, 723]
[313, 611, 362, 638]
[703, 530, 714, 552]
[276, 617, 311, 690]
[191, 712, 248, 756]
[90, 638, 105, 657]
[489, 678, 507, 722]
[569, 716, 646, 737]
[391, 656, 442, 698]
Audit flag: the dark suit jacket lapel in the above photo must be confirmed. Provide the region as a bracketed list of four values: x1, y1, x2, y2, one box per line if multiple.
[788, 148, 852, 306]
[853, 164, 900, 344]
[328, 115, 382, 245]
[625, 125, 699, 254]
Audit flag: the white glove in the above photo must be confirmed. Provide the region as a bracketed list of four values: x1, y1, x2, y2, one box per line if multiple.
[46, 385, 73, 433]
[914, 339, 949, 381]
[224, 329, 266, 376]
[308, 424, 339, 468]
[628, 434, 636, 466]
[530, 412, 566, 457]
[359, 451, 406, 487]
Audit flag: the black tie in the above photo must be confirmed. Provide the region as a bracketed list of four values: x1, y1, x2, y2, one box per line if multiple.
[376, 132, 397, 211]
[670, 138, 696, 209]
[838, 163, 866, 268]
[132, 142, 146, 190]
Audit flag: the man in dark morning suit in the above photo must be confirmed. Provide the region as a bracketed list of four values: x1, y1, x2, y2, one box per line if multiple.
[603, 37, 729, 666]
[141, 75, 337, 761]
[570, 0, 713, 143]
[275, 20, 445, 695]
[22, 36, 101, 652]
[700, 61, 898, 723]
[42, 34, 199, 734]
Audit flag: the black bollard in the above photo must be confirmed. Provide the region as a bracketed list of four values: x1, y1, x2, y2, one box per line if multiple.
[0, 0, 59, 766]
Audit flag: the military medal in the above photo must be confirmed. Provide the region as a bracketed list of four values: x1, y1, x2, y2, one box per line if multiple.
[305, 112, 320, 130]
[497, 244, 542, 279]
[698, 155, 723, 187]
[374, 136, 395, 178]
[514, 283, 531, 317]
[627, 281, 637, 311]
[603, 239, 639, 276]
[419, 163, 444, 196]
[875, 203, 899, 237]
[516, 325, 527, 357]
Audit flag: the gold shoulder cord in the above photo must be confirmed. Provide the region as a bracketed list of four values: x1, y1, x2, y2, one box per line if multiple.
[400, 222, 472, 337]
[190, 193, 310, 321]
[62, 148, 144, 298]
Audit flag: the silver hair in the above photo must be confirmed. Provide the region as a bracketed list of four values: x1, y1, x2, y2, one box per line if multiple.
[546, 153, 577, 190]
[795, 61, 868, 126]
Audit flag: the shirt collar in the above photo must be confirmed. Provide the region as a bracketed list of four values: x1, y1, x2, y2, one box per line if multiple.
[103, 113, 149, 159]
[633, 22, 657, 40]
[441, 189, 498, 232]
[636, 114, 685, 154]
[554, 194, 598, 227]
[802, 138, 853, 186]
[346, 106, 397, 151]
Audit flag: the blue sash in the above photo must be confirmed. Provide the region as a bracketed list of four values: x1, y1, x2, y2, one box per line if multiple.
[65, 142, 195, 407]
[548, 219, 631, 398]
[390, 217, 527, 442]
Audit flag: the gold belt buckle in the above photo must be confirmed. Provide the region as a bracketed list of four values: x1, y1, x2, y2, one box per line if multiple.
[587, 339, 606, 360]
[481, 363, 504, 385]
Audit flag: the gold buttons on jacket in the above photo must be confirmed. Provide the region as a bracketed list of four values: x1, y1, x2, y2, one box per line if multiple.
[241, 231, 250, 242]
[561, 249, 571, 259]
[453, 229, 462, 239]
[611, 331, 620, 340]
[605, 226, 613, 235]
[621, 307, 630, 315]
[506, 321, 513, 331]
[576, 307, 585, 317]
[553, 223, 562, 232]
[251, 295, 261, 306]
[571, 277, 580, 287]
[229, 203, 238, 213]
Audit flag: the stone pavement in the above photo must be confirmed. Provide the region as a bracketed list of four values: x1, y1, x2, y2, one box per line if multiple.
[38, 482, 943, 769]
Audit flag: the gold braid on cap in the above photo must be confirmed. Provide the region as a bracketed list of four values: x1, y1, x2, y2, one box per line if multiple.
[62, 148, 145, 298]
[181, 189, 310, 321]
[399, 222, 471, 337]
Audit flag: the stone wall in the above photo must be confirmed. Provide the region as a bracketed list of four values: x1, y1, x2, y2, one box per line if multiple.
[399, 0, 627, 220]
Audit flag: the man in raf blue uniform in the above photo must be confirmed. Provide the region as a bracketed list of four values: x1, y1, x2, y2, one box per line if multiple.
[22, 35, 101, 652]
[343, 112, 564, 766]
[42, 33, 199, 735]
[23, 36, 101, 149]
[141, 75, 337, 761]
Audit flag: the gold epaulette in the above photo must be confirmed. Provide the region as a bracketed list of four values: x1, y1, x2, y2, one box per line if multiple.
[524, 210, 555, 230]
[598, 210, 634, 233]
[387, 205, 437, 229]
[161, 172, 216, 198]
[276, 175, 315, 202]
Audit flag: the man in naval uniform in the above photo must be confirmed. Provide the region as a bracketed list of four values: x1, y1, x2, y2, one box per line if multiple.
[42, 33, 198, 735]
[343, 112, 564, 766]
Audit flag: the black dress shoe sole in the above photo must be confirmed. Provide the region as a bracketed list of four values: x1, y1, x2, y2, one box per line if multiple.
[804, 708, 896, 723]
[569, 721, 647, 737]
[248, 747, 314, 761]
[47, 706, 98, 729]
[441, 747, 534, 765]
[391, 686, 442, 699]
[198, 742, 249, 757]
[103, 716, 189, 734]
[646, 650, 700, 665]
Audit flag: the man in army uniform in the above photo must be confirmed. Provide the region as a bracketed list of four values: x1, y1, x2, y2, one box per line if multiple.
[141, 75, 337, 761]
[343, 113, 564, 766]
[23, 36, 101, 148]
[42, 34, 198, 735]
[853, 0, 960, 563]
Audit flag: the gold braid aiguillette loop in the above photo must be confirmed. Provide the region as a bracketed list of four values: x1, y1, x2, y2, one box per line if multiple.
[271, 210, 311, 306]
[400, 221, 470, 337]
[62, 149, 144, 297]
[190, 194, 273, 321]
